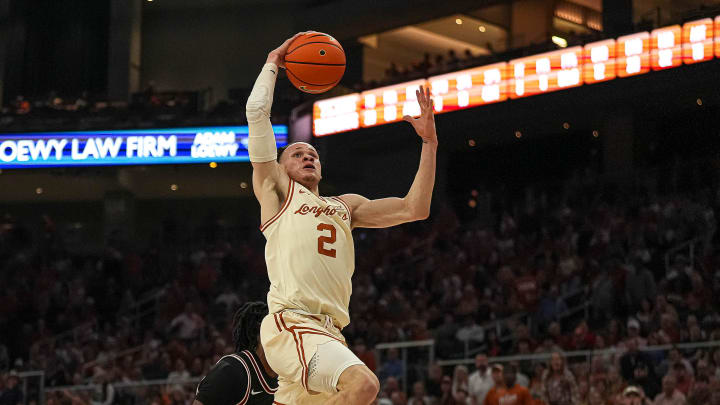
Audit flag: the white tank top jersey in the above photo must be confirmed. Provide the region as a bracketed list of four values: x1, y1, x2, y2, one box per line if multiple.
[260, 179, 354, 328]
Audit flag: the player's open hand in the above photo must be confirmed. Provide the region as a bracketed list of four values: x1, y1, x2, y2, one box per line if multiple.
[267, 31, 316, 68]
[403, 85, 437, 146]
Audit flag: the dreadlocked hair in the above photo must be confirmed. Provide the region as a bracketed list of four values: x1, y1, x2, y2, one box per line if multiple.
[231, 301, 269, 354]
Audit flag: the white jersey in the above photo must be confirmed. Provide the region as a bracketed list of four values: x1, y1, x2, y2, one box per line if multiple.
[261, 179, 354, 328]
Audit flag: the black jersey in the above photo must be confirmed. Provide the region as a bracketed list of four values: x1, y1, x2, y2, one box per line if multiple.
[195, 350, 278, 405]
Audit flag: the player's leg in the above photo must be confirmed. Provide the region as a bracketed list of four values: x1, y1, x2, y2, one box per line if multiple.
[322, 364, 379, 405]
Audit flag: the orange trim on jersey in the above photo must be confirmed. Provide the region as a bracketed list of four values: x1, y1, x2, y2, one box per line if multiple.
[273, 313, 282, 332]
[259, 179, 295, 232]
[332, 196, 352, 224]
[279, 312, 289, 330]
[273, 402, 287, 405]
[296, 328, 346, 391]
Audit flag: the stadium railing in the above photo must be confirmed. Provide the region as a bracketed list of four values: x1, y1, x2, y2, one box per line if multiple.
[436, 340, 720, 367]
[45, 377, 203, 404]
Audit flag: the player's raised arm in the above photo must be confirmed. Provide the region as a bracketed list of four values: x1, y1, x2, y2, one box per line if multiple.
[341, 86, 438, 228]
[246, 33, 307, 201]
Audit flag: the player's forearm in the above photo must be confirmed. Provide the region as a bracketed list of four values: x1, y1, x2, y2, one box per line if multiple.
[404, 141, 437, 220]
[246, 62, 279, 163]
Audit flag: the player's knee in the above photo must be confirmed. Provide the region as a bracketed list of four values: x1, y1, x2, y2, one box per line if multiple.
[355, 370, 379, 402]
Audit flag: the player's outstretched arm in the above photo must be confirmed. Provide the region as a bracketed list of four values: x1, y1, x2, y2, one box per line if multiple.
[247, 33, 304, 221]
[341, 86, 438, 228]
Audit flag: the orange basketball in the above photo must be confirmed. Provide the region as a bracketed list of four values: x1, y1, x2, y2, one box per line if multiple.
[285, 32, 345, 94]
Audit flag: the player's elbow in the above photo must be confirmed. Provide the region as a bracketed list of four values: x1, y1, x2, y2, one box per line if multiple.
[245, 101, 265, 122]
[409, 207, 430, 221]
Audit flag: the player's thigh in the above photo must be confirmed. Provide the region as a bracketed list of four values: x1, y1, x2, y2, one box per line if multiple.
[335, 363, 379, 395]
[260, 313, 304, 383]
[306, 339, 366, 393]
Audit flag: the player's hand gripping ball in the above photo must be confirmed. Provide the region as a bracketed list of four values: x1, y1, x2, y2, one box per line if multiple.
[284, 32, 345, 94]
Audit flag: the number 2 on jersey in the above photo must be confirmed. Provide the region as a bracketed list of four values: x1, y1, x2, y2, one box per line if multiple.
[317, 223, 337, 258]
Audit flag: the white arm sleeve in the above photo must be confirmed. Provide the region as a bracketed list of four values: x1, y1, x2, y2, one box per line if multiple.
[246, 63, 279, 163]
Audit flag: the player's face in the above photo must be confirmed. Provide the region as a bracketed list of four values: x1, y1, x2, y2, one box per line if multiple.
[281, 143, 322, 186]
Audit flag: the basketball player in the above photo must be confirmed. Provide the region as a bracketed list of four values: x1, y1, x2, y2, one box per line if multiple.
[194, 302, 278, 405]
[246, 32, 437, 405]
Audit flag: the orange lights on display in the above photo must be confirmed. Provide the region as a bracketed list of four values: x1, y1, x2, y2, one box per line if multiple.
[583, 39, 617, 83]
[359, 79, 426, 128]
[616, 32, 651, 77]
[651, 25, 682, 70]
[715, 16, 720, 58]
[682, 19, 713, 64]
[313, 94, 360, 136]
[313, 15, 720, 136]
[428, 62, 508, 113]
[509, 47, 583, 99]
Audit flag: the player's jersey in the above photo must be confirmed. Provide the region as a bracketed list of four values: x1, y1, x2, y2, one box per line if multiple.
[261, 179, 354, 328]
[195, 350, 278, 405]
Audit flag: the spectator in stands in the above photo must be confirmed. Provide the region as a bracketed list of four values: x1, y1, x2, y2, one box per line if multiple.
[379, 348, 404, 381]
[89, 368, 114, 405]
[426, 364, 444, 399]
[625, 263, 657, 313]
[214, 285, 240, 314]
[408, 381, 431, 405]
[623, 385, 652, 405]
[452, 365, 470, 402]
[536, 286, 568, 328]
[657, 348, 693, 379]
[620, 338, 653, 382]
[391, 390, 408, 405]
[168, 303, 205, 341]
[671, 363, 694, 396]
[653, 374, 686, 405]
[632, 363, 660, 400]
[541, 352, 579, 405]
[353, 339, 377, 373]
[685, 375, 710, 405]
[167, 358, 189, 384]
[439, 375, 456, 405]
[622, 319, 648, 349]
[498, 364, 532, 405]
[469, 353, 493, 405]
[0, 371, 23, 405]
[483, 364, 506, 405]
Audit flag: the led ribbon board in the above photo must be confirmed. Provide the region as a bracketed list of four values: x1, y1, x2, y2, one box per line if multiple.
[313, 16, 720, 136]
[0, 126, 288, 168]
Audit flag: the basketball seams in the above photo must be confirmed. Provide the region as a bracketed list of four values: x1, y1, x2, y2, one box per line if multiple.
[285, 60, 346, 67]
[286, 41, 343, 57]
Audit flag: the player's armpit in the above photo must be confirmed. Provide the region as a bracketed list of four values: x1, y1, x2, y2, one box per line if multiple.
[340, 193, 428, 229]
[192, 401, 203, 405]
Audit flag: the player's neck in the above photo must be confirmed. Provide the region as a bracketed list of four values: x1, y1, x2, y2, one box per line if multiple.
[297, 180, 320, 196]
[255, 345, 278, 378]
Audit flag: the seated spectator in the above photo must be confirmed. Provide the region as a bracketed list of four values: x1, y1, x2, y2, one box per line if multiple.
[168, 303, 205, 341]
[483, 364, 506, 405]
[497, 364, 532, 405]
[622, 385, 652, 405]
[620, 338, 653, 382]
[469, 353, 493, 405]
[671, 362, 694, 396]
[653, 374, 686, 405]
[408, 381, 431, 405]
[541, 352, 579, 405]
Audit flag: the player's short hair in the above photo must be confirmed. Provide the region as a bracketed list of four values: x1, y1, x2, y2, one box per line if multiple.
[277, 146, 288, 162]
[231, 302, 269, 354]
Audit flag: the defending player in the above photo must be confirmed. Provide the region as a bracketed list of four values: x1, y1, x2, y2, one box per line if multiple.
[246, 32, 437, 405]
[194, 302, 278, 405]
